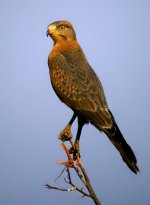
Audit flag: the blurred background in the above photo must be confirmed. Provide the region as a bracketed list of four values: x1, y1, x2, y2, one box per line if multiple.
[0, 0, 149, 205]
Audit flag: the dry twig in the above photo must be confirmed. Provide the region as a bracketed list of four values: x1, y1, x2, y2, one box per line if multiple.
[46, 140, 102, 205]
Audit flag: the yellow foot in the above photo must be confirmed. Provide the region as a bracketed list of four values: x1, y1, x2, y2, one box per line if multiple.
[58, 124, 72, 142]
[69, 143, 80, 160]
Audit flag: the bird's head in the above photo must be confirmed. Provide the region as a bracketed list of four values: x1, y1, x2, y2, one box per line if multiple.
[46, 20, 76, 43]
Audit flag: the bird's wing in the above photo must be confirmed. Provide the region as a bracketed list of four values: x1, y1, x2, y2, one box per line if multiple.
[49, 49, 113, 129]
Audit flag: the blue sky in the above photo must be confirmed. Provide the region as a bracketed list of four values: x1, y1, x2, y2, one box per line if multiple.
[0, 0, 150, 205]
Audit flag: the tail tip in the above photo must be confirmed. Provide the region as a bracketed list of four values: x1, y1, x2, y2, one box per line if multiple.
[131, 163, 140, 174]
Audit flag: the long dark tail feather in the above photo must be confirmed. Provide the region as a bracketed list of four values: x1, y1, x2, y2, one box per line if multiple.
[104, 111, 140, 174]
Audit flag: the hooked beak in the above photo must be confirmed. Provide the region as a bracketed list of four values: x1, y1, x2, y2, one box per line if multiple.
[46, 30, 50, 37]
[46, 24, 56, 38]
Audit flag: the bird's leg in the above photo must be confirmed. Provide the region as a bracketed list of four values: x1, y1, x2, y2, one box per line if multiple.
[58, 113, 77, 142]
[69, 119, 84, 160]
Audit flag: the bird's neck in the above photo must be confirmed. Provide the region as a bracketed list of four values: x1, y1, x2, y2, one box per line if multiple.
[50, 39, 79, 59]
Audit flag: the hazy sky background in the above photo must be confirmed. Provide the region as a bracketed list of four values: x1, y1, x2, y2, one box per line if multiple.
[0, 0, 149, 205]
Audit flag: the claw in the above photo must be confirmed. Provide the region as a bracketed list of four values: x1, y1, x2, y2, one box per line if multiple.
[69, 146, 75, 154]
[58, 125, 72, 142]
[69, 143, 80, 160]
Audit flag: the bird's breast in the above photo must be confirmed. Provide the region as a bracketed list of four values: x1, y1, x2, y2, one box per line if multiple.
[49, 59, 78, 99]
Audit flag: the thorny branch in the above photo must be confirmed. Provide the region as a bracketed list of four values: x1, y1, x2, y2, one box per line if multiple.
[46, 140, 102, 205]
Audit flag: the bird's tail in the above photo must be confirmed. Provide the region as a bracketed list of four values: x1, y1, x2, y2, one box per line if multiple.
[103, 111, 140, 174]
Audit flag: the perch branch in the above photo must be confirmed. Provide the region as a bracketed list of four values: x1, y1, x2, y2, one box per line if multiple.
[46, 140, 102, 205]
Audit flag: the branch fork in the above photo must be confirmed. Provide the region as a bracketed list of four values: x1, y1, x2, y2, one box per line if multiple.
[46, 139, 102, 205]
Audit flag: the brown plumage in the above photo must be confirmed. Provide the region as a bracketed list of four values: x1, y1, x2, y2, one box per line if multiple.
[47, 20, 139, 174]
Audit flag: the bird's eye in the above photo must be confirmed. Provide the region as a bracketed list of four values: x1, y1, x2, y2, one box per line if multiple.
[58, 25, 66, 30]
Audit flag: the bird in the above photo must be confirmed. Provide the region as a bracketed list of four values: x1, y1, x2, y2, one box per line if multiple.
[46, 20, 139, 174]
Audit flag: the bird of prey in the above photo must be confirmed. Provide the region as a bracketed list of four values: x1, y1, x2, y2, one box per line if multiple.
[46, 20, 139, 174]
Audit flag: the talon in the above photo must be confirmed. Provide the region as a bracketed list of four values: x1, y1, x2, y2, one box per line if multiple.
[73, 150, 80, 161]
[58, 125, 72, 142]
[69, 147, 75, 154]
[69, 143, 80, 160]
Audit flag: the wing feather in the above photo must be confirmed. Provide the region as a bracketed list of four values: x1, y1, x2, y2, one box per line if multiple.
[49, 47, 113, 129]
